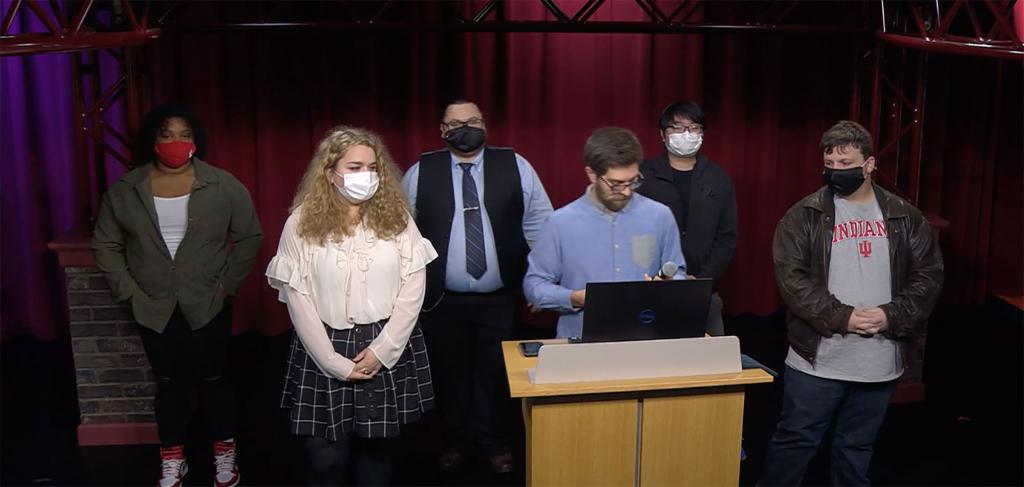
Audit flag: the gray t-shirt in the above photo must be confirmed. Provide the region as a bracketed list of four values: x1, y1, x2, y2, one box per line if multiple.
[786, 194, 903, 382]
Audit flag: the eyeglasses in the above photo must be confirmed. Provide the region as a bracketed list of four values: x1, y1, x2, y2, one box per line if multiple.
[665, 123, 704, 135]
[443, 117, 485, 130]
[598, 173, 644, 192]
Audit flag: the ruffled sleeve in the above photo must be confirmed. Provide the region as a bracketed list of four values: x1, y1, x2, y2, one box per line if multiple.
[265, 209, 355, 381]
[266, 212, 311, 302]
[368, 215, 437, 368]
[398, 216, 439, 282]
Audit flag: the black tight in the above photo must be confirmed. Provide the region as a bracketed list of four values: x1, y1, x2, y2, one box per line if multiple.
[304, 435, 393, 486]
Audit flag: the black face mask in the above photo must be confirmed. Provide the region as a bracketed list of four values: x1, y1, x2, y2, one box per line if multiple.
[445, 126, 486, 153]
[823, 166, 866, 196]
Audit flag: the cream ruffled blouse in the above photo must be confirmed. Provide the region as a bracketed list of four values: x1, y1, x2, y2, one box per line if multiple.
[266, 209, 437, 380]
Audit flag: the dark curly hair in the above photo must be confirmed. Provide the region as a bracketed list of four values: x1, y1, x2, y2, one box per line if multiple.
[133, 103, 208, 166]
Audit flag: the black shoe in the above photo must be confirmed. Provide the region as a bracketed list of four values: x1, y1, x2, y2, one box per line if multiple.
[439, 451, 466, 472]
[489, 453, 514, 474]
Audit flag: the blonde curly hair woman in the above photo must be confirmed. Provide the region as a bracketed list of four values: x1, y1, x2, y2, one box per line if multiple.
[266, 126, 437, 486]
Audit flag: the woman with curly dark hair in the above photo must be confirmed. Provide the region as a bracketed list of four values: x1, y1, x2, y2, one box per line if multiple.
[92, 103, 262, 487]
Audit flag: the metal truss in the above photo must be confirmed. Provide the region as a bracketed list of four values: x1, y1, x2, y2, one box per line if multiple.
[71, 45, 152, 215]
[1, 1, 159, 212]
[169, 0, 867, 35]
[851, 0, 1020, 206]
[0, 0, 170, 55]
[852, 41, 932, 205]
[876, 0, 1022, 60]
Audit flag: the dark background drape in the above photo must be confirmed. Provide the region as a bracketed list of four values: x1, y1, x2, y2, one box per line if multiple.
[2, 1, 1021, 338]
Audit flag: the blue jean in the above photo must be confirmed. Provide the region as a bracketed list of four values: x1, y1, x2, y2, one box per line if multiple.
[759, 367, 897, 486]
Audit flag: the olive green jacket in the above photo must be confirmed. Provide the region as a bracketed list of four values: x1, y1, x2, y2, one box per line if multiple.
[91, 159, 263, 332]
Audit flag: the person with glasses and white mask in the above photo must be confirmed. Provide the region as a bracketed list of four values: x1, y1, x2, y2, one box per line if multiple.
[524, 127, 686, 339]
[401, 99, 552, 475]
[637, 101, 738, 336]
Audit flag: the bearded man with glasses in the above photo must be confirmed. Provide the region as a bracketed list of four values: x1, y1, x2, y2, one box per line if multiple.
[524, 127, 686, 339]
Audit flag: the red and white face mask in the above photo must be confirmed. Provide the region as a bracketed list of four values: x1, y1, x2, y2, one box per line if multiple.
[154, 140, 196, 168]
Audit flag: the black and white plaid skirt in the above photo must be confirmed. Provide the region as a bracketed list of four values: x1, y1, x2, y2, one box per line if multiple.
[280, 319, 434, 441]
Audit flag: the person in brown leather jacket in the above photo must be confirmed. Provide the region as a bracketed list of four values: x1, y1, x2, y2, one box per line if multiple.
[759, 121, 943, 486]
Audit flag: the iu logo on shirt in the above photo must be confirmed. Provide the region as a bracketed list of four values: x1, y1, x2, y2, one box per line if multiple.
[858, 240, 873, 258]
[833, 219, 887, 244]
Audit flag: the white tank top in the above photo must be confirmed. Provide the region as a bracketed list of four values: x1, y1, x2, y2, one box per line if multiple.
[154, 194, 190, 258]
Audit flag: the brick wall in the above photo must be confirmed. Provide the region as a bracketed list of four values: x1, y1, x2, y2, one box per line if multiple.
[66, 266, 156, 425]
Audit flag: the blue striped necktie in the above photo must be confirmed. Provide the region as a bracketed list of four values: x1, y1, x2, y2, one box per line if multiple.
[459, 162, 487, 280]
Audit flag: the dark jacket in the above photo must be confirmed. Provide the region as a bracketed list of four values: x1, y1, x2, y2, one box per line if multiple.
[92, 159, 263, 332]
[772, 184, 944, 363]
[638, 153, 737, 283]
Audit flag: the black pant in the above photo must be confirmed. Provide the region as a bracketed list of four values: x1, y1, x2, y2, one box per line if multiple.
[419, 291, 516, 456]
[304, 436, 392, 486]
[138, 304, 235, 446]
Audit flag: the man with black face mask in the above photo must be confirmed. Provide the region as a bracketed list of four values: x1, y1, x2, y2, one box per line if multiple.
[760, 121, 943, 486]
[401, 100, 553, 475]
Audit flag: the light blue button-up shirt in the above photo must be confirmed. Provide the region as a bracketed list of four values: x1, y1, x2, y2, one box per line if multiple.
[401, 149, 553, 293]
[524, 188, 686, 338]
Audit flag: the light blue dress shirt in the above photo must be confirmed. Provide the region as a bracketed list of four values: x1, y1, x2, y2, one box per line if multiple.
[401, 149, 553, 293]
[524, 188, 686, 338]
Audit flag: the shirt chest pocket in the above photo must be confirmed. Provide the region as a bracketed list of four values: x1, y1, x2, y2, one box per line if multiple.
[631, 234, 657, 269]
[185, 191, 231, 242]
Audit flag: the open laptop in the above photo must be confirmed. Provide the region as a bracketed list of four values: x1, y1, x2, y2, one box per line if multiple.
[579, 278, 713, 343]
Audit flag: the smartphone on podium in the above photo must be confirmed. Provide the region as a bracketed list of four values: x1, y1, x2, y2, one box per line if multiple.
[518, 341, 543, 357]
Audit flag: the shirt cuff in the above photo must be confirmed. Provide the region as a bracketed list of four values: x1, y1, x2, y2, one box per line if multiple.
[556, 287, 577, 311]
[323, 354, 355, 381]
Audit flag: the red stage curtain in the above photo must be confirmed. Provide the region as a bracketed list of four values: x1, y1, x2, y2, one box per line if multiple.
[137, 2, 1021, 335]
[917, 56, 1022, 304]
[2, 1, 1019, 339]
[141, 3, 839, 334]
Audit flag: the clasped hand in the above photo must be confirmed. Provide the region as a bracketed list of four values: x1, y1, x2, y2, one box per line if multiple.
[847, 307, 888, 336]
[347, 348, 382, 380]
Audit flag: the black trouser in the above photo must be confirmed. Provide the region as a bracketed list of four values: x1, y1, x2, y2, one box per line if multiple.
[419, 291, 516, 456]
[304, 436, 393, 486]
[138, 304, 235, 446]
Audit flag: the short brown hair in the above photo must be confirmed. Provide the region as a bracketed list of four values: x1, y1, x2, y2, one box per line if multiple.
[584, 127, 643, 175]
[820, 120, 873, 159]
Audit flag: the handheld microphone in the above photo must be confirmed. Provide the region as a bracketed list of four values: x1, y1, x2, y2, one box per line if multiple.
[655, 261, 678, 280]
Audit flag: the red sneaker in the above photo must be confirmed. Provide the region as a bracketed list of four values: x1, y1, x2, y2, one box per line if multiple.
[213, 438, 240, 487]
[158, 445, 188, 487]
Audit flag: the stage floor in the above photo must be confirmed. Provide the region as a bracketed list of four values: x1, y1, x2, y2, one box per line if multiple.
[2, 302, 1020, 486]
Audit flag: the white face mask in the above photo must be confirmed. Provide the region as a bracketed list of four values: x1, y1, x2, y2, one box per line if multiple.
[335, 171, 380, 203]
[666, 132, 703, 157]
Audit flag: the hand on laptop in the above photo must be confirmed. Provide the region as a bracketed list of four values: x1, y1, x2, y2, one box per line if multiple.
[570, 289, 586, 309]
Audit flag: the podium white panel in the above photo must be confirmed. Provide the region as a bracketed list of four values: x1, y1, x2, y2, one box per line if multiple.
[530, 336, 741, 384]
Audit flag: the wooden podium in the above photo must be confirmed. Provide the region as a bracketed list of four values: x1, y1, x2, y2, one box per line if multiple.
[502, 339, 773, 486]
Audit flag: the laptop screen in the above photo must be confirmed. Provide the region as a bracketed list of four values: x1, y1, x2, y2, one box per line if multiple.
[580, 279, 712, 343]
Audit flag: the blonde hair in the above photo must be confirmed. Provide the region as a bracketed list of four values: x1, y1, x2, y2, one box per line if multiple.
[290, 126, 408, 244]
